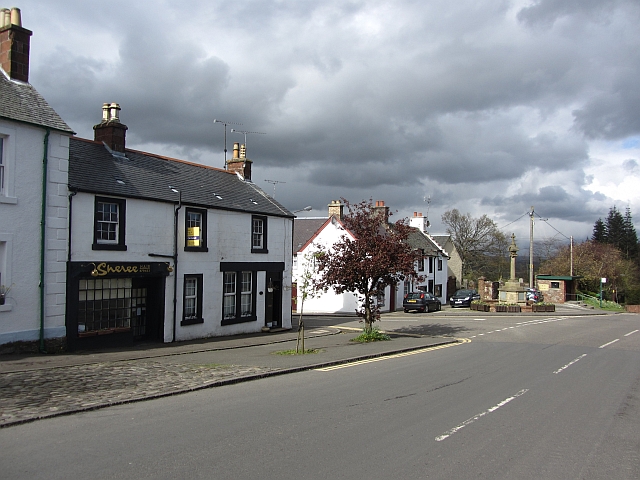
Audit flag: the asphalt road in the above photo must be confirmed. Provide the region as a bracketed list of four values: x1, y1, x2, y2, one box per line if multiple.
[2, 311, 639, 479]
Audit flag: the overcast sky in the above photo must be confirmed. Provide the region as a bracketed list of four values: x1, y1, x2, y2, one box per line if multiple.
[18, 0, 640, 244]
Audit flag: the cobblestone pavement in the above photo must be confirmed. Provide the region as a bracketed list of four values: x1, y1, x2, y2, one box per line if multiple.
[0, 360, 277, 426]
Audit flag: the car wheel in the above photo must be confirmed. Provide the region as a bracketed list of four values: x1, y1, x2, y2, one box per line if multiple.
[403, 308, 408, 313]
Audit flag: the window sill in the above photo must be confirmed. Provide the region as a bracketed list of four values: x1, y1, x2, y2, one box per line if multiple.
[221, 315, 257, 326]
[0, 304, 12, 312]
[184, 247, 209, 253]
[0, 196, 17, 205]
[181, 317, 204, 326]
[251, 249, 269, 254]
[92, 244, 128, 251]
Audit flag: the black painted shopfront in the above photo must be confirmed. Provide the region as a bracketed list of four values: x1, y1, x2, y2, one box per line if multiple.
[66, 261, 170, 351]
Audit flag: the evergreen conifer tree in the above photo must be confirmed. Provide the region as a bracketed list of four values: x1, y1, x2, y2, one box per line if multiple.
[605, 206, 626, 250]
[592, 218, 606, 243]
[622, 207, 639, 260]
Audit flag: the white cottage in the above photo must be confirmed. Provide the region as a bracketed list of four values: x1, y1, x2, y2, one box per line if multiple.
[66, 104, 294, 350]
[0, 10, 74, 349]
[292, 200, 442, 314]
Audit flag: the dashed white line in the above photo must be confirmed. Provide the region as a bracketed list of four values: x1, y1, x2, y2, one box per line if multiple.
[599, 339, 620, 348]
[553, 354, 587, 374]
[624, 330, 639, 337]
[435, 389, 529, 442]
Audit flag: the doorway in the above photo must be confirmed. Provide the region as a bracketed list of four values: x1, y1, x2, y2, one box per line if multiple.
[265, 271, 282, 328]
[132, 277, 165, 341]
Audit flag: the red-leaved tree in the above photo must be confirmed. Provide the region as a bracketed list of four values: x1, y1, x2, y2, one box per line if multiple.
[314, 199, 421, 332]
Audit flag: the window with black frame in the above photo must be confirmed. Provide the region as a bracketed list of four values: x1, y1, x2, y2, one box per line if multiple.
[182, 274, 203, 325]
[93, 196, 126, 251]
[184, 208, 208, 252]
[251, 215, 268, 253]
[222, 270, 256, 325]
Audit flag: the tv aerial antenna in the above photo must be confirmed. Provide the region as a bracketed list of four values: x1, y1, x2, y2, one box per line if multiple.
[213, 119, 242, 168]
[230, 129, 266, 153]
[264, 179, 285, 198]
[424, 195, 431, 223]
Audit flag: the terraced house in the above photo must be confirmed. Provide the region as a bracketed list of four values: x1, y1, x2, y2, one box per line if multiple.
[66, 105, 294, 350]
[1, 10, 294, 351]
[0, 8, 74, 349]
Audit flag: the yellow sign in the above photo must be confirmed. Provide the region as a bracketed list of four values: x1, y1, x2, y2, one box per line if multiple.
[539, 284, 549, 291]
[187, 227, 201, 247]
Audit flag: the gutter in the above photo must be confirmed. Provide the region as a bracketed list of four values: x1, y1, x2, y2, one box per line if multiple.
[39, 128, 50, 353]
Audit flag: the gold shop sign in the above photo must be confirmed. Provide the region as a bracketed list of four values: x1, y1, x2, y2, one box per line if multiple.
[92, 262, 153, 277]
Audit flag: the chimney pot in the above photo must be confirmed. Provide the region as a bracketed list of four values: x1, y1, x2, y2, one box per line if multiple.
[10, 7, 21, 27]
[233, 142, 240, 159]
[93, 102, 128, 152]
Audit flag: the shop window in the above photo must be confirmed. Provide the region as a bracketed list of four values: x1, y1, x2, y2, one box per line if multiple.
[181, 274, 204, 325]
[184, 208, 208, 252]
[435, 284, 442, 297]
[93, 196, 126, 251]
[428, 279, 434, 293]
[222, 270, 257, 325]
[251, 215, 268, 253]
[78, 278, 132, 334]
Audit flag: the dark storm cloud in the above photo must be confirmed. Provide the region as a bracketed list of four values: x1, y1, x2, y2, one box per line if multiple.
[482, 185, 608, 223]
[15, 0, 640, 236]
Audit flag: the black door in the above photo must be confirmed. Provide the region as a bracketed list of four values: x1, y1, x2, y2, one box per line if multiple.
[265, 271, 282, 328]
[132, 277, 165, 341]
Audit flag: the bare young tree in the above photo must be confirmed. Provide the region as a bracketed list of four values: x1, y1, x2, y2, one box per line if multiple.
[441, 209, 504, 281]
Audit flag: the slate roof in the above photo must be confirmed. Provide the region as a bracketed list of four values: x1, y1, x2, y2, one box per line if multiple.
[69, 138, 293, 218]
[407, 228, 449, 257]
[0, 71, 74, 133]
[293, 218, 332, 252]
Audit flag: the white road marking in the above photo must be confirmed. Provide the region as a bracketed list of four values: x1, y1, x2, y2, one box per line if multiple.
[553, 354, 587, 374]
[599, 339, 620, 348]
[435, 389, 529, 442]
[624, 330, 639, 337]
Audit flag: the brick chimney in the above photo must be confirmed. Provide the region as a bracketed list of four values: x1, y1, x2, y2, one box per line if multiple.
[328, 200, 344, 220]
[374, 200, 389, 224]
[227, 142, 252, 181]
[93, 103, 128, 153]
[0, 8, 32, 82]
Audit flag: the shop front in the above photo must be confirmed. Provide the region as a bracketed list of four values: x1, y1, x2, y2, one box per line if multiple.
[66, 261, 170, 351]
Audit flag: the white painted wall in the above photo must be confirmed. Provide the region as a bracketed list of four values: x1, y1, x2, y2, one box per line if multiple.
[293, 218, 360, 314]
[70, 193, 292, 342]
[0, 120, 70, 344]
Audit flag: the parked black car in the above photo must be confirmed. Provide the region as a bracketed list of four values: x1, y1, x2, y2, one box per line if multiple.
[526, 288, 543, 302]
[403, 292, 442, 313]
[449, 289, 481, 308]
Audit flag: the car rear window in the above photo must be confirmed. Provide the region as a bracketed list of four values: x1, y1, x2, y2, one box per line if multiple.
[455, 290, 473, 296]
[407, 293, 423, 299]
